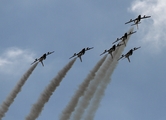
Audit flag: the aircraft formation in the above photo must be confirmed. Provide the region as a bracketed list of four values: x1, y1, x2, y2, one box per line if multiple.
[31, 14, 151, 66]
[0, 14, 152, 120]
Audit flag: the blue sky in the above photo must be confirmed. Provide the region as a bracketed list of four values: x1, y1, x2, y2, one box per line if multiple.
[0, 0, 166, 120]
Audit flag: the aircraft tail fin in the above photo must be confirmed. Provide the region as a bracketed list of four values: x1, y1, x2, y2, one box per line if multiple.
[127, 57, 130, 62]
[41, 61, 44, 66]
[79, 56, 82, 62]
[131, 22, 140, 29]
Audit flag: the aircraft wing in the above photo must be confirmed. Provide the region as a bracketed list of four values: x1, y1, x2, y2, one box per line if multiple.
[31, 59, 38, 65]
[116, 42, 124, 47]
[133, 46, 141, 51]
[125, 19, 135, 24]
[69, 53, 77, 59]
[47, 51, 54, 55]
[126, 16, 142, 24]
[117, 55, 124, 61]
[128, 31, 136, 36]
[141, 15, 151, 19]
[86, 47, 94, 51]
[112, 38, 121, 44]
[100, 50, 107, 56]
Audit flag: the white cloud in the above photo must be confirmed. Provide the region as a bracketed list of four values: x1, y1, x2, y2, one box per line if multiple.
[0, 47, 35, 75]
[129, 0, 166, 53]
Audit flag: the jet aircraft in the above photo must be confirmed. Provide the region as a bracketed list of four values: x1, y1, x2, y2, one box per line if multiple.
[125, 15, 151, 29]
[112, 31, 136, 46]
[118, 47, 141, 62]
[69, 47, 94, 62]
[31, 51, 54, 66]
[100, 43, 123, 58]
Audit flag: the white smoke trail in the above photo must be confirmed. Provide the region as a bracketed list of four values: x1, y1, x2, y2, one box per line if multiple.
[71, 55, 113, 120]
[83, 77, 110, 120]
[60, 55, 107, 120]
[25, 58, 76, 120]
[0, 62, 38, 120]
[72, 27, 134, 120]
[83, 28, 134, 120]
[83, 46, 125, 120]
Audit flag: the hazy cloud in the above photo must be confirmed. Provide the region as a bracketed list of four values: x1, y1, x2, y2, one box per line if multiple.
[0, 47, 35, 75]
[129, 0, 166, 53]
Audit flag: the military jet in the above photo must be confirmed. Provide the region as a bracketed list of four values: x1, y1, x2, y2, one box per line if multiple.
[125, 15, 151, 29]
[113, 31, 136, 46]
[31, 51, 54, 66]
[69, 47, 93, 62]
[118, 47, 141, 62]
[100, 43, 123, 58]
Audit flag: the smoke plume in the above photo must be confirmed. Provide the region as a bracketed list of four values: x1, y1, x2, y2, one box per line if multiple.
[83, 28, 133, 120]
[25, 58, 76, 120]
[0, 62, 38, 120]
[72, 27, 134, 120]
[60, 55, 107, 120]
[71, 56, 113, 120]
